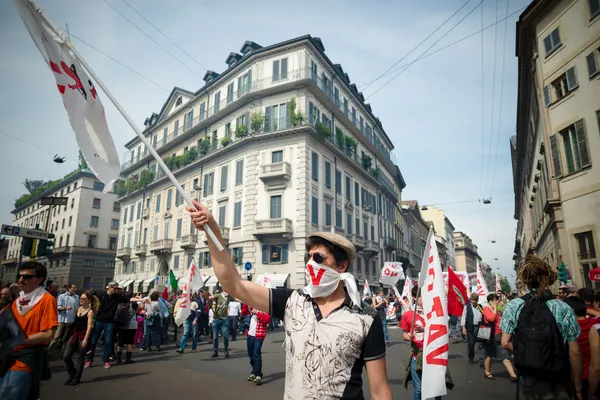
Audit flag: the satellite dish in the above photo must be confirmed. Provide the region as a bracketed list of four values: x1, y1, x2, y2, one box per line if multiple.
[53, 155, 66, 164]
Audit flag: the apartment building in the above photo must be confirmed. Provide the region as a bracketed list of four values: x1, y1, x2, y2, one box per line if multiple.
[399, 201, 430, 278]
[420, 205, 456, 269]
[512, 0, 600, 289]
[454, 231, 481, 276]
[1, 170, 120, 288]
[112, 35, 405, 292]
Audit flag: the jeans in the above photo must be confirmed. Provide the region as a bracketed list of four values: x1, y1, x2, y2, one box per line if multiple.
[144, 323, 162, 349]
[179, 320, 198, 351]
[0, 370, 32, 400]
[48, 322, 73, 352]
[466, 329, 476, 361]
[211, 319, 229, 351]
[88, 321, 114, 363]
[381, 317, 389, 343]
[247, 336, 264, 377]
[64, 336, 89, 379]
[228, 316, 238, 340]
[411, 357, 442, 400]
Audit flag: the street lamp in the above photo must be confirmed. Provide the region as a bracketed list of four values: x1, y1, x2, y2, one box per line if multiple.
[53, 155, 66, 164]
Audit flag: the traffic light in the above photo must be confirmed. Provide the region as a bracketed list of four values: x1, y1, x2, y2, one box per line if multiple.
[37, 233, 56, 257]
[557, 262, 568, 282]
[22, 238, 35, 257]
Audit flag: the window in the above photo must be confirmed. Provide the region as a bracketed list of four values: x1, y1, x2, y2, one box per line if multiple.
[106, 261, 115, 270]
[272, 58, 288, 81]
[166, 188, 173, 209]
[202, 251, 212, 268]
[543, 28, 562, 56]
[354, 183, 360, 206]
[92, 198, 101, 209]
[163, 220, 170, 239]
[155, 194, 161, 213]
[90, 216, 99, 227]
[235, 159, 244, 185]
[544, 67, 578, 106]
[225, 122, 232, 137]
[163, 127, 168, 145]
[111, 219, 119, 229]
[325, 202, 332, 226]
[214, 92, 221, 113]
[270, 195, 282, 219]
[218, 205, 226, 226]
[590, 0, 600, 19]
[184, 110, 194, 131]
[343, 98, 348, 116]
[109, 236, 117, 250]
[335, 170, 341, 195]
[325, 161, 331, 188]
[234, 201, 242, 228]
[175, 184, 184, 206]
[311, 60, 317, 81]
[346, 213, 353, 235]
[356, 218, 361, 236]
[352, 107, 356, 125]
[271, 150, 283, 163]
[312, 152, 319, 181]
[364, 222, 368, 240]
[93, 181, 104, 191]
[371, 225, 375, 241]
[84, 260, 94, 268]
[113, 202, 120, 212]
[334, 87, 340, 106]
[173, 255, 180, 270]
[66, 234, 70, 246]
[88, 234, 97, 248]
[153, 224, 158, 241]
[220, 165, 228, 192]
[345, 176, 351, 201]
[262, 244, 289, 264]
[336, 206, 342, 228]
[237, 69, 252, 97]
[231, 247, 243, 265]
[311, 196, 319, 225]
[176, 218, 182, 240]
[200, 102, 206, 121]
[174, 120, 179, 136]
[61, 218, 65, 229]
[587, 49, 599, 79]
[143, 228, 148, 244]
[136, 201, 141, 219]
[203, 172, 214, 196]
[227, 83, 234, 104]
[551, 120, 591, 177]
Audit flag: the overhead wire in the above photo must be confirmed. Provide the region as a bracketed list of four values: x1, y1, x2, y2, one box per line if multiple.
[0, 128, 63, 158]
[101, 0, 204, 79]
[484, 0, 500, 198]
[360, 0, 472, 92]
[120, 0, 208, 72]
[365, 0, 486, 100]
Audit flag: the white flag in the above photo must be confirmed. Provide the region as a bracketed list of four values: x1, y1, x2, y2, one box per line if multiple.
[400, 277, 414, 312]
[174, 259, 195, 326]
[476, 261, 490, 304]
[13, 0, 120, 189]
[379, 262, 404, 286]
[363, 280, 371, 298]
[419, 229, 448, 400]
[188, 261, 207, 292]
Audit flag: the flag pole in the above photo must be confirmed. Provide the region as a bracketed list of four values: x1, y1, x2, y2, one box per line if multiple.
[28, 0, 224, 252]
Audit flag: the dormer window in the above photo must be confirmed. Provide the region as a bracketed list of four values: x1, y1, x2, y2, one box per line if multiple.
[175, 97, 183, 107]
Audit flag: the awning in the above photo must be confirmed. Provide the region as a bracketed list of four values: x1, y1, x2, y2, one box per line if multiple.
[254, 274, 289, 288]
[205, 276, 219, 287]
[121, 280, 134, 288]
[142, 278, 155, 290]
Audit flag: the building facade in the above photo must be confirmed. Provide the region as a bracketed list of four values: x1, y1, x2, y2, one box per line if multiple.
[454, 231, 480, 276]
[400, 201, 430, 278]
[112, 35, 405, 293]
[1, 170, 120, 288]
[420, 205, 456, 269]
[512, 0, 600, 289]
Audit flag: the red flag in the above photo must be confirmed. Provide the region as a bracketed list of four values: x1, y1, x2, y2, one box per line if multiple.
[447, 267, 468, 317]
[161, 286, 169, 301]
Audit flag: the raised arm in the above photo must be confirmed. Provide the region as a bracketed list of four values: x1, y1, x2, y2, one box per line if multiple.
[187, 200, 269, 312]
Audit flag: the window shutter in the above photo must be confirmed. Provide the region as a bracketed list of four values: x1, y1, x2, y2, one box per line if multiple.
[247, 69, 252, 90]
[282, 244, 289, 264]
[264, 106, 272, 132]
[543, 85, 551, 106]
[281, 58, 288, 79]
[574, 119, 591, 168]
[587, 51, 599, 78]
[273, 60, 279, 81]
[262, 245, 268, 264]
[566, 67, 578, 91]
[549, 134, 562, 178]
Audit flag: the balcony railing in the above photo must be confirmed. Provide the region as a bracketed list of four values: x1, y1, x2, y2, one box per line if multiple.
[351, 234, 364, 250]
[180, 234, 197, 249]
[254, 218, 293, 238]
[383, 237, 396, 250]
[150, 239, 173, 254]
[117, 247, 132, 260]
[134, 244, 147, 256]
[259, 162, 291, 181]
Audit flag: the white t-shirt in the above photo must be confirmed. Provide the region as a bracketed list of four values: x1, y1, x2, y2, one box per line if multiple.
[248, 314, 258, 336]
[209, 309, 214, 324]
[228, 301, 241, 317]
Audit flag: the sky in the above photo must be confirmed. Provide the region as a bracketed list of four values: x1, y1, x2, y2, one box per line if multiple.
[0, 0, 532, 284]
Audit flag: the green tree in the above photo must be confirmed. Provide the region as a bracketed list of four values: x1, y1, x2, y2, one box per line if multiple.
[499, 276, 512, 293]
[22, 179, 46, 195]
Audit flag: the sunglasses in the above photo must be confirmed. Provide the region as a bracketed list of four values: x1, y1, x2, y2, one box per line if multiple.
[304, 252, 327, 264]
[17, 274, 36, 280]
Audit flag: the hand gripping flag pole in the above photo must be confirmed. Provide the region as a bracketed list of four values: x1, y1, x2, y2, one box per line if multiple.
[16, 0, 224, 252]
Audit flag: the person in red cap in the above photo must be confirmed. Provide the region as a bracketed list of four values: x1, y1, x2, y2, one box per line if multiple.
[187, 201, 391, 400]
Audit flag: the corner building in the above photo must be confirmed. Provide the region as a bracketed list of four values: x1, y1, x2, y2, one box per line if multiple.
[113, 35, 406, 292]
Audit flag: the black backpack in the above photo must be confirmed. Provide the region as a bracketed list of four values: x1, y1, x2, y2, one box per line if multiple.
[513, 293, 569, 378]
[113, 303, 130, 328]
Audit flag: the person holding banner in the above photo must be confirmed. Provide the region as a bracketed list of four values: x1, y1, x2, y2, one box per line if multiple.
[372, 289, 391, 347]
[187, 201, 392, 399]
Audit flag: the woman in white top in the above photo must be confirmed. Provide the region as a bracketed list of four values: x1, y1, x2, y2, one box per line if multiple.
[208, 302, 215, 344]
[228, 299, 241, 341]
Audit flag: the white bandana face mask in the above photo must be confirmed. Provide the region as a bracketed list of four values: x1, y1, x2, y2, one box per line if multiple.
[303, 260, 362, 308]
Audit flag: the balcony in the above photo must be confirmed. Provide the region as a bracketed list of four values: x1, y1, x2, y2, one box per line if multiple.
[180, 234, 197, 249]
[259, 162, 291, 181]
[203, 227, 229, 244]
[363, 240, 379, 256]
[150, 239, 173, 254]
[351, 234, 364, 250]
[51, 246, 69, 255]
[142, 208, 149, 219]
[134, 244, 147, 256]
[254, 218, 293, 239]
[333, 226, 345, 235]
[117, 247, 132, 260]
[383, 237, 396, 251]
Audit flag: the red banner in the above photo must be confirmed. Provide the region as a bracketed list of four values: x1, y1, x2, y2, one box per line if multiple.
[447, 267, 468, 317]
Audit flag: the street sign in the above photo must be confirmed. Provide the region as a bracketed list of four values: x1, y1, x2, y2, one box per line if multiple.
[244, 261, 252, 271]
[1, 224, 50, 240]
[88, 282, 93, 288]
[41, 197, 69, 206]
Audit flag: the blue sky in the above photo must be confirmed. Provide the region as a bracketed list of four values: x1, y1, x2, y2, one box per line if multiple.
[0, 0, 531, 283]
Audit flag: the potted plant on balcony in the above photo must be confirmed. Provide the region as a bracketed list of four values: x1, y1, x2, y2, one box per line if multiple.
[315, 121, 332, 140]
[344, 135, 357, 156]
[250, 111, 265, 133]
[288, 98, 305, 127]
[335, 127, 345, 149]
[139, 169, 154, 188]
[373, 167, 381, 179]
[361, 154, 372, 171]
[235, 124, 248, 138]
[221, 137, 231, 147]
[198, 138, 210, 156]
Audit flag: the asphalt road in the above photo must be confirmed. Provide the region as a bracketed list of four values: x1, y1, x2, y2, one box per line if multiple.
[41, 326, 517, 399]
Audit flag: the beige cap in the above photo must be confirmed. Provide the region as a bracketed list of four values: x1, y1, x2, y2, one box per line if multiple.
[308, 232, 356, 264]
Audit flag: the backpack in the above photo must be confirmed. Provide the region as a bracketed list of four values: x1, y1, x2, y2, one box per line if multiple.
[513, 293, 569, 378]
[113, 303, 130, 328]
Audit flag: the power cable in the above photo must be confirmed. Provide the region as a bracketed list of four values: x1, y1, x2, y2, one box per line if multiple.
[484, 0, 500, 198]
[120, 0, 208, 72]
[102, 0, 204, 79]
[0, 128, 61, 157]
[361, 0, 471, 92]
[365, 0, 486, 100]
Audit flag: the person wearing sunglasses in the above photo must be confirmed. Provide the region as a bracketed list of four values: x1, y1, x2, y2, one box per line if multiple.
[187, 200, 392, 400]
[0, 261, 58, 400]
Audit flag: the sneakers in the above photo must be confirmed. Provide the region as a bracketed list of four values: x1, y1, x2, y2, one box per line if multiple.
[64, 377, 74, 385]
[253, 376, 262, 385]
[247, 374, 256, 381]
[84, 361, 92, 369]
[70, 378, 81, 386]
[104, 362, 111, 369]
[176, 349, 184, 354]
[225, 350, 230, 359]
[211, 351, 218, 358]
[191, 349, 196, 353]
